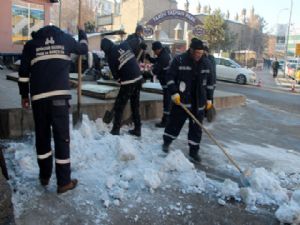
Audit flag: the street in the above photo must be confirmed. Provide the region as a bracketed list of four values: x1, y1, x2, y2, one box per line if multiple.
[217, 70, 300, 114]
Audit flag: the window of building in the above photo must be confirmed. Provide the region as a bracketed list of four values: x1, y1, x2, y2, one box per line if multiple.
[12, 0, 45, 44]
[114, 0, 121, 15]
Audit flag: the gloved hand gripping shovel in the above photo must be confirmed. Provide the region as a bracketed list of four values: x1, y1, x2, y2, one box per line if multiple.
[179, 103, 251, 187]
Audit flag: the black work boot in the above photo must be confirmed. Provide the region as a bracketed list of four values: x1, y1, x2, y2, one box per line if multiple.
[110, 125, 120, 135]
[162, 142, 171, 153]
[155, 116, 168, 128]
[128, 126, 141, 137]
[39, 175, 50, 186]
[189, 149, 201, 164]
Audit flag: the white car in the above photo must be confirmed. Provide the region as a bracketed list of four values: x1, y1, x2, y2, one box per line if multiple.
[214, 57, 256, 85]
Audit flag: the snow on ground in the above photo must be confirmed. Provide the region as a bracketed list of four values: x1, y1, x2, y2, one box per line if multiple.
[5, 114, 300, 224]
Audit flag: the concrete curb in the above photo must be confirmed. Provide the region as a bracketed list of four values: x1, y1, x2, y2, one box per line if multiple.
[0, 91, 245, 139]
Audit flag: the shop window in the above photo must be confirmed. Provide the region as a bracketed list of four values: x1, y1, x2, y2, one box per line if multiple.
[12, 0, 44, 44]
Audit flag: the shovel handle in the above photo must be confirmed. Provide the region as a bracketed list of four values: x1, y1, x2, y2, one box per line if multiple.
[179, 103, 243, 174]
[77, 0, 82, 113]
[137, 49, 144, 62]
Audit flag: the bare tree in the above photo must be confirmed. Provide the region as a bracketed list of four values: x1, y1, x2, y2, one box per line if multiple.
[208, 5, 212, 15]
[203, 5, 208, 14]
[196, 1, 201, 14]
[241, 8, 247, 24]
[226, 10, 230, 20]
[234, 13, 239, 21]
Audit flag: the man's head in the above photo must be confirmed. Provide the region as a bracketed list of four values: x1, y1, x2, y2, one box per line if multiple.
[135, 25, 144, 36]
[189, 38, 204, 61]
[152, 41, 162, 56]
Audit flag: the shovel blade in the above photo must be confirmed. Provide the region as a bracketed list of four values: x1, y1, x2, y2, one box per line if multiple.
[72, 111, 82, 128]
[103, 110, 114, 124]
[240, 174, 251, 187]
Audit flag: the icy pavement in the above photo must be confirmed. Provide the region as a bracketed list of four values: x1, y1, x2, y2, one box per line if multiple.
[4, 99, 300, 224]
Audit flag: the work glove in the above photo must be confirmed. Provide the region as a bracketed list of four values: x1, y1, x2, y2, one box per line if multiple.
[205, 100, 216, 122]
[171, 93, 181, 105]
[21, 98, 30, 109]
[206, 100, 213, 110]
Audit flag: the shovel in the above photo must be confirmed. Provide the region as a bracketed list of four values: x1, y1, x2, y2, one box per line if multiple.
[180, 103, 251, 187]
[73, 0, 83, 127]
[103, 109, 114, 124]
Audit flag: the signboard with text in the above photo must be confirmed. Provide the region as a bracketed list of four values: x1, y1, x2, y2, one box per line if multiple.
[145, 9, 204, 38]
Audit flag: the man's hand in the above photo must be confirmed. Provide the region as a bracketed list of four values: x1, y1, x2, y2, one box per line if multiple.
[171, 93, 181, 105]
[22, 98, 30, 109]
[206, 100, 213, 110]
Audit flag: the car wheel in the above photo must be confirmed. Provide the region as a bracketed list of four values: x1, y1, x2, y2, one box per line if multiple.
[236, 74, 247, 84]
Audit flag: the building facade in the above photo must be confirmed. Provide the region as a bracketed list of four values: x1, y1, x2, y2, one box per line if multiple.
[0, 0, 53, 54]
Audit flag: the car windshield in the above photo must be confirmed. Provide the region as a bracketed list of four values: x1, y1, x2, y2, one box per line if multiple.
[215, 57, 242, 68]
[228, 59, 241, 68]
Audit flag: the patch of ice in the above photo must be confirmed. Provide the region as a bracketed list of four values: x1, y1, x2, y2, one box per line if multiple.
[217, 198, 226, 206]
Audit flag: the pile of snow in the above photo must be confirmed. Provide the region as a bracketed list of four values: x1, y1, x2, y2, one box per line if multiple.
[4, 115, 300, 224]
[275, 190, 300, 224]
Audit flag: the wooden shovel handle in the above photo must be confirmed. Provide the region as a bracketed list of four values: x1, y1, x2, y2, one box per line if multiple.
[179, 103, 243, 174]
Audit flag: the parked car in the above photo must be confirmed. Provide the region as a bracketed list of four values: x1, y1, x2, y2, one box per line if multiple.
[214, 56, 256, 84]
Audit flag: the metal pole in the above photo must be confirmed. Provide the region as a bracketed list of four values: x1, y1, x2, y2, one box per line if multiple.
[59, 0, 62, 28]
[77, 0, 82, 119]
[184, 0, 189, 49]
[283, 0, 293, 77]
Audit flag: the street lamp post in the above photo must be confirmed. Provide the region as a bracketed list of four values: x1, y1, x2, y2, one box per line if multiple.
[184, 0, 189, 49]
[283, 0, 293, 77]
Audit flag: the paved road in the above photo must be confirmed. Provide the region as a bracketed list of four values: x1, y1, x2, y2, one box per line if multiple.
[216, 79, 300, 114]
